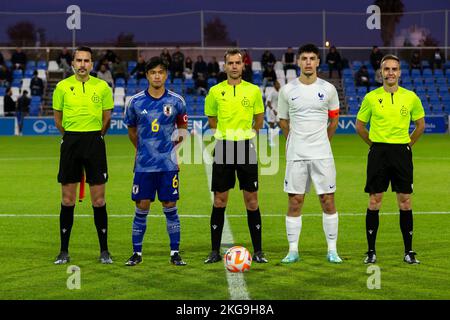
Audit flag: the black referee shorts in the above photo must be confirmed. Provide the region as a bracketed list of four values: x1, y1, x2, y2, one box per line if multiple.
[58, 131, 108, 185]
[365, 142, 413, 194]
[211, 139, 258, 193]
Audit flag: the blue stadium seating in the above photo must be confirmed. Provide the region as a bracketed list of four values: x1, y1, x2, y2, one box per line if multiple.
[434, 69, 444, 77]
[207, 78, 217, 88]
[26, 61, 36, 69]
[0, 87, 6, 96]
[411, 69, 421, 77]
[115, 78, 126, 88]
[12, 79, 21, 87]
[37, 60, 47, 69]
[13, 69, 23, 79]
[29, 104, 40, 116]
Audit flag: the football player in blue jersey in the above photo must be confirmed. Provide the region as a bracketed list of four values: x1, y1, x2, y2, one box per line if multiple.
[124, 56, 188, 266]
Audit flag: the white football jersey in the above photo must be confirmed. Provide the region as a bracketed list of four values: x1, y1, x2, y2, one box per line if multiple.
[278, 77, 339, 160]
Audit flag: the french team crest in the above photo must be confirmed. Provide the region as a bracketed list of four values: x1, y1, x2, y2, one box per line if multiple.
[163, 104, 173, 116]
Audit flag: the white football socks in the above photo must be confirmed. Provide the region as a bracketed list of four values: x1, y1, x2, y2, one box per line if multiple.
[286, 215, 302, 252]
[323, 212, 338, 252]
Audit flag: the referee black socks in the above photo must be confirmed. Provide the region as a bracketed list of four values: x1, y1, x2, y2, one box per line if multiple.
[247, 207, 262, 253]
[93, 204, 109, 252]
[210, 206, 225, 252]
[366, 209, 379, 252]
[60, 204, 75, 252]
[400, 209, 413, 253]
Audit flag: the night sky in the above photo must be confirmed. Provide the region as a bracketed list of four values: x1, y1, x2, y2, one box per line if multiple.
[0, 0, 449, 47]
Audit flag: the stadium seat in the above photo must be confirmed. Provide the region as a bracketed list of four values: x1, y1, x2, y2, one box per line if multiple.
[207, 78, 217, 88]
[413, 77, 424, 85]
[12, 79, 21, 87]
[48, 61, 60, 72]
[24, 69, 34, 78]
[29, 104, 40, 116]
[436, 78, 448, 88]
[37, 69, 47, 82]
[172, 78, 183, 85]
[415, 86, 426, 95]
[422, 61, 431, 69]
[218, 61, 225, 71]
[126, 84, 137, 95]
[0, 87, 6, 96]
[114, 87, 125, 96]
[31, 95, 41, 103]
[127, 78, 137, 86]
[26, 61, 36, 69]
[424, 78, 435, 87]
[275, 69, 285, 79]
[184, 78, 195, 91]
[114, 95, 125, 107]
[434, 69, 444, 77]
[37, 60, 47, 69]
[274, 61, 284, 71]
[115, 78, 126, 88]
[356, 86, 367, 94]
[13, 70, 23, 80]
[252, 61, 262, 72]
[411, 69, 421, 77]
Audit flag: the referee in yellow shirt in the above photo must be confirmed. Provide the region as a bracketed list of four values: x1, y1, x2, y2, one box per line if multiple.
[204, 48, 268, 264]
[356, 54, 425, 265]
[53, 46, 114, 264]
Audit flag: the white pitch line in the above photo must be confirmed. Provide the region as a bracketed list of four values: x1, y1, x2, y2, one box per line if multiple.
[0, 211, 449, 218]
[195, 132, 251, 301]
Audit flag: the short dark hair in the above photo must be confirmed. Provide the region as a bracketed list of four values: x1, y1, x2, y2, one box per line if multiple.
[73, 46, 93, 59]
[224, 48, 242, 62]
[145, 56, 168, 73]
[298, 44, 320, 58]
[381, 54, 400, 65]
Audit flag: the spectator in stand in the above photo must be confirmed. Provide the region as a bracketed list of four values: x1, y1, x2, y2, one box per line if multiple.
[57, 47, 73, 75]
[193, 55, 208, 80]
[282, 47, 297, 73]
[160, 48, 172, 70]
[261, 50, 276, 71]
[242, 49, 253, 83]
[30, 70, 44, 97]
[112, 56, 128, 82]
[3, 87, 16, 117]
[131, 55, 147, 80]
[0, 64, 11, 87]
[262, 64, 277, 88]
[171, 46, 185, 80]
[207, 56, 220, 80]
[431, 48, 444, 70]
[0, 51, 5, 66]
[326, 46, 342, 79]
[17, 90, 30, 134]
[375, 68, 383, 87]
[185, 56, 193, 72]
[103, 50, 117, 65]
[97, 64, 114, 87]
[195, 72, 208, 96]
[355, 65, 370, 91]
[370, 46, 383, 71]
[410, 50, 421, 71]
[11, 47, 27, 71]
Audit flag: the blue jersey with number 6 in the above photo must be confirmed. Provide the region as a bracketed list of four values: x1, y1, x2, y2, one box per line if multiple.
[124, 89, 187, 172]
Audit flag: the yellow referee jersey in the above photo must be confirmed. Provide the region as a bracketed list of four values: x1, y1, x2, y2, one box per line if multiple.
[204, 80, 264, 141]
[357, 86, 425, 144]
[53, 75, 114, 132]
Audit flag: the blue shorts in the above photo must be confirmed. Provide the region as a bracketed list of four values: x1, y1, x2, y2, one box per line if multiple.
[132, 171, 179, 202]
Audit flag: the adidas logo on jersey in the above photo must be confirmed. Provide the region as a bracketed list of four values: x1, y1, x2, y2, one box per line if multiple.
[172, 189, 178, 195]
[141, 109, 148, 114]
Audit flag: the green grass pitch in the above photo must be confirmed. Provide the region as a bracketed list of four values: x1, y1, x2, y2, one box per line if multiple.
[0, 133, 449, 300]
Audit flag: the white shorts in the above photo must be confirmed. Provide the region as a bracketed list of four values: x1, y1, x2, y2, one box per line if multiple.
[284, 159, 336, 195]
[265, 107, 278, 124]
